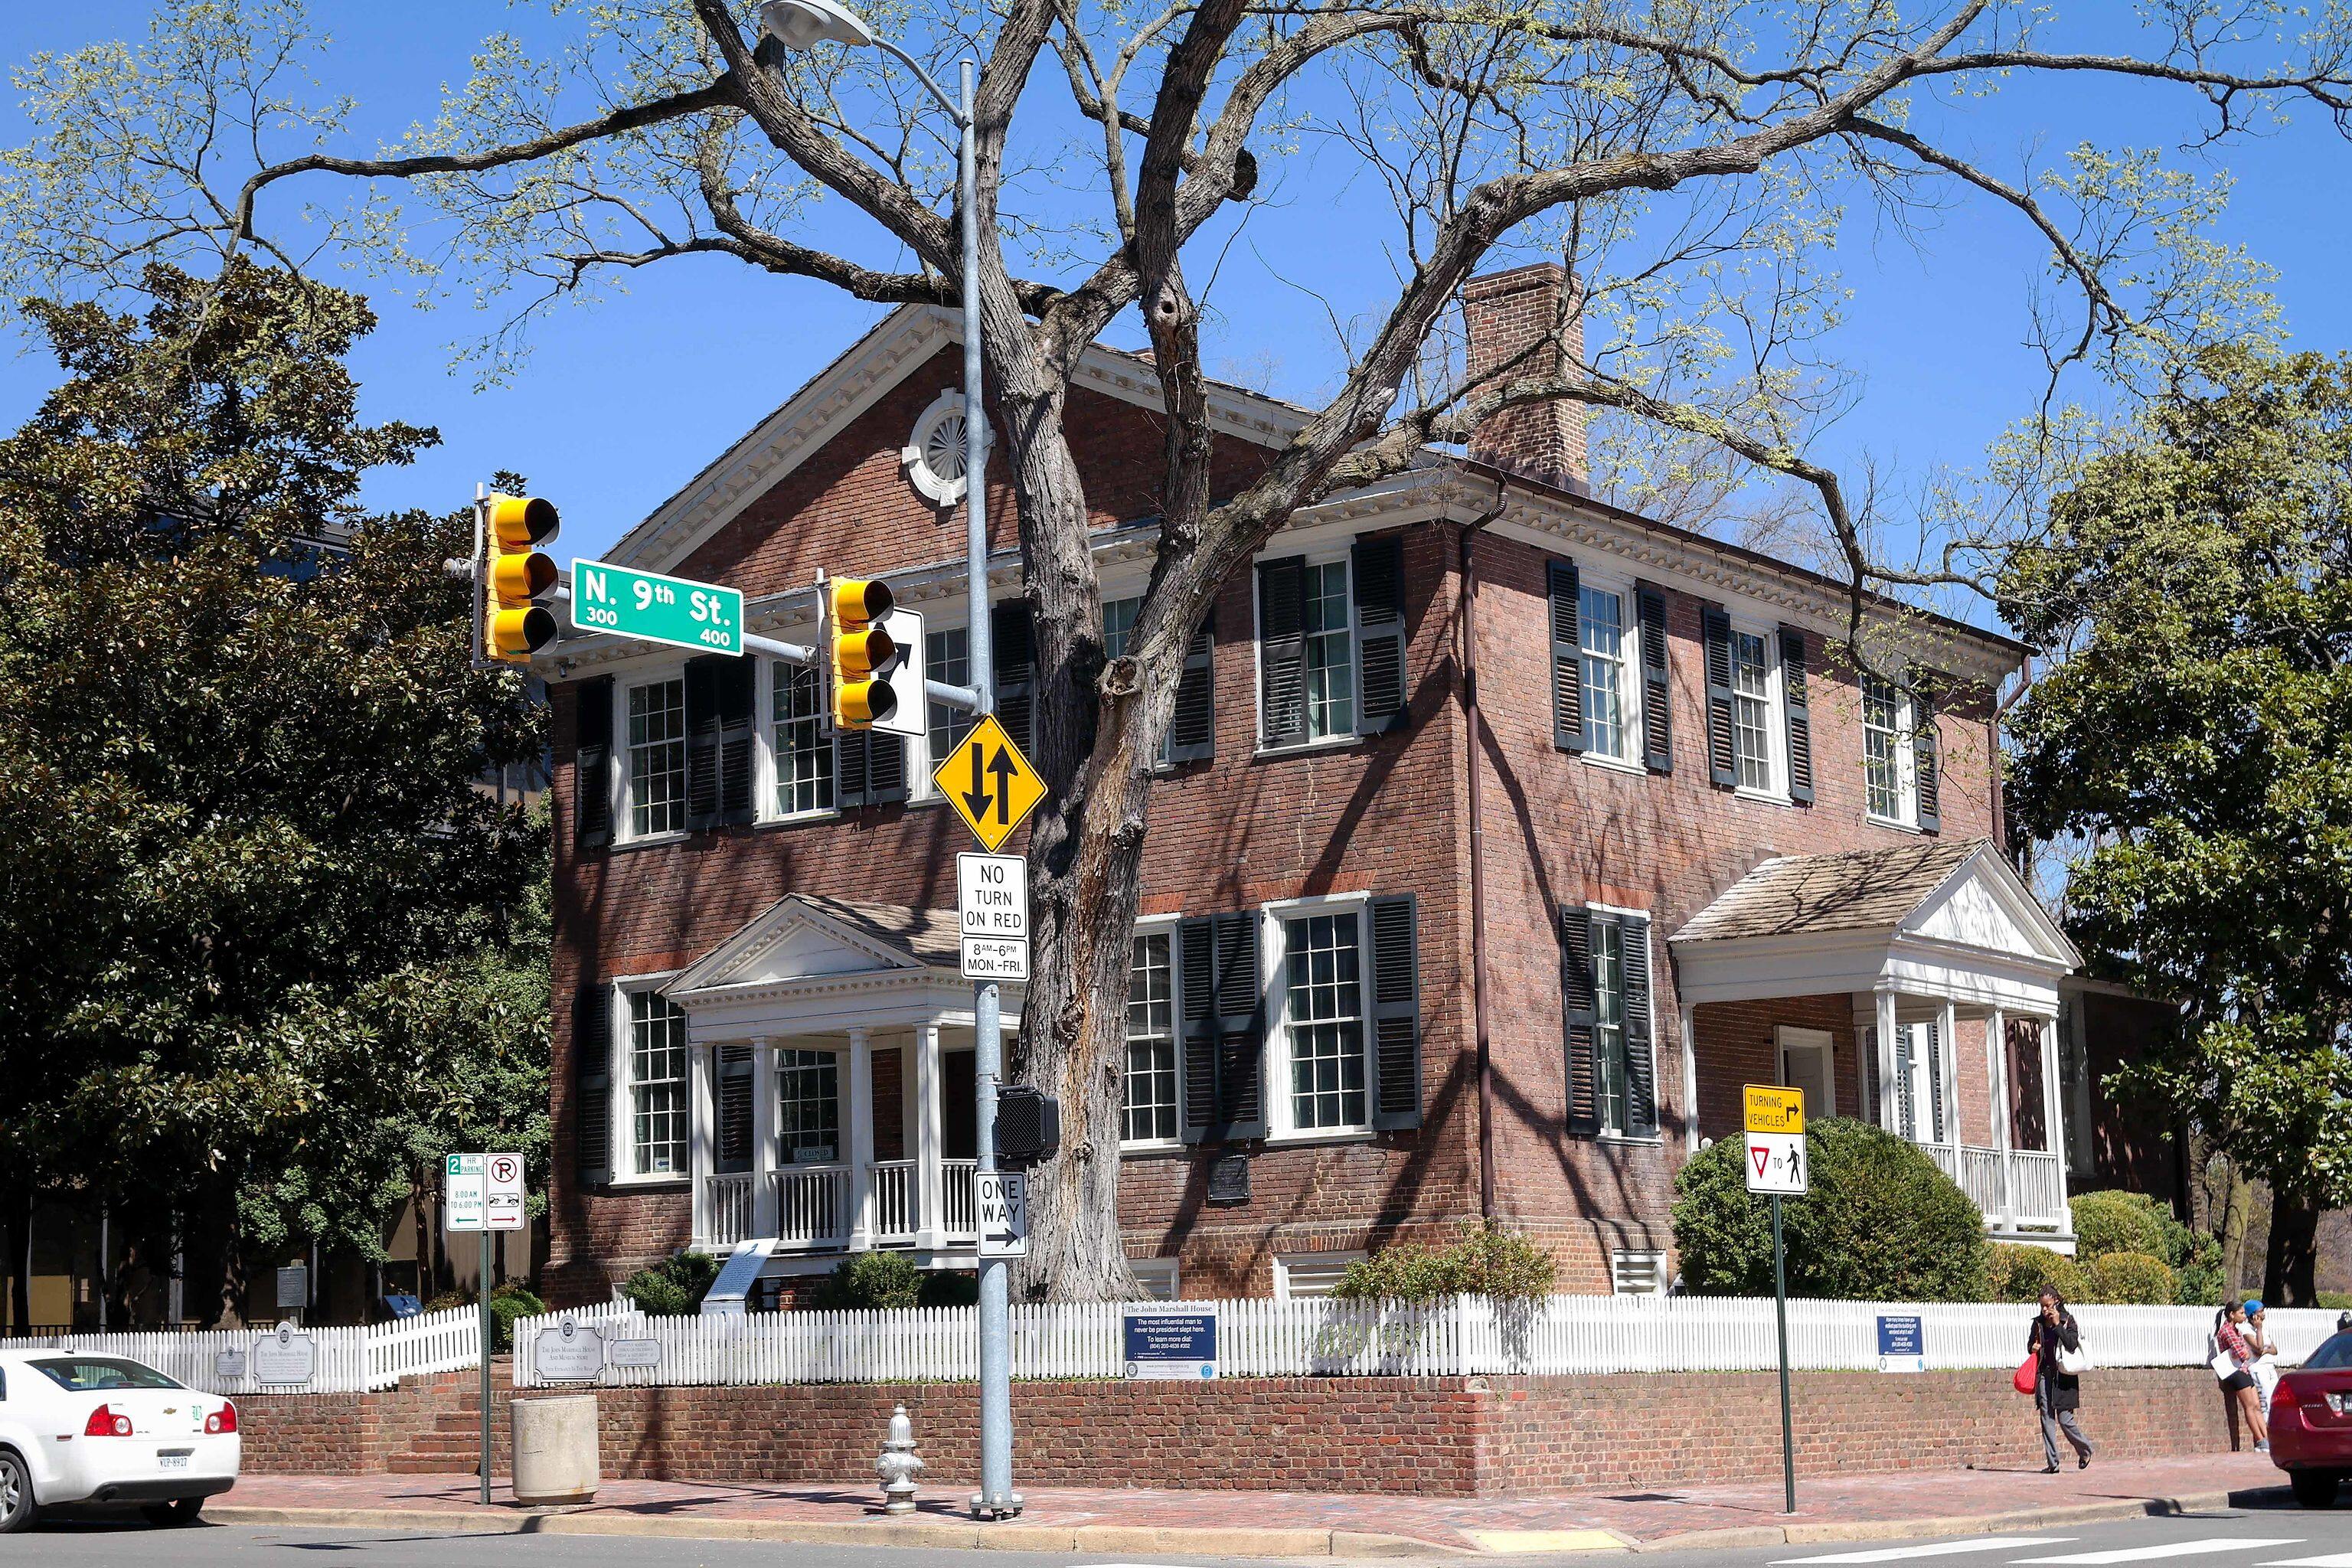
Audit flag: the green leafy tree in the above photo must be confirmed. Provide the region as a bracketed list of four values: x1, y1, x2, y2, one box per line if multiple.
[2001, 348, 2352, 1306]
[0, 260, 547, 1322]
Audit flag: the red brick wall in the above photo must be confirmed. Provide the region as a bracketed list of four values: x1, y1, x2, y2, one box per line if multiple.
[231, 1371, 472, 1474]
[240, 1367, 2243, 1494]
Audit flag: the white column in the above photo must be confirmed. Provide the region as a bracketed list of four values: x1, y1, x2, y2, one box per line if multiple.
[1939, 998, 1961, 1155]
[1678, 1004, 1700, 1154]
[1854, 995, 1876, 1124]
[1873, 989, 1900, 1134]
[846, 1027, 875, 1248]
[2040, 1013, 2071, 1225]
[1985, 1005, 2011, 1227]
[752, 1037, 780, 1240]
[688, 1041, 716, 1246]
[915, 1021, 945, 1248]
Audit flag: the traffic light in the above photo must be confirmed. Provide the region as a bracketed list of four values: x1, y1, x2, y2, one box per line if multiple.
[828, 577, 900, 728]
[485, 493, 560, 662]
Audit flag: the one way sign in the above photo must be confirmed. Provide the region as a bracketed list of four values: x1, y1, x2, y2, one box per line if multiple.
[933, 714, 1047, 852]
[975, 1171, 1029, 1258]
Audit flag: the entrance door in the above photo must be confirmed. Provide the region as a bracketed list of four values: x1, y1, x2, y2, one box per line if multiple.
[1775, 1027, 1836, 1119]
[942, 1049, 977, 1160]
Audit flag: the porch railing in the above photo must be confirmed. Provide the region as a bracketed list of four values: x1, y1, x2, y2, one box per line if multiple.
[869, 1160, 919, 1243]
[942, 1159, 978, 1240]
[772, 1163, 850, 1249]
[1921, 1143, 2068, 1232]
[697, 1171, 756, 1250]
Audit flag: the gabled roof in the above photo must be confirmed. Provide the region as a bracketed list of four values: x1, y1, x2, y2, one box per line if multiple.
[662, 893, 962, 1001]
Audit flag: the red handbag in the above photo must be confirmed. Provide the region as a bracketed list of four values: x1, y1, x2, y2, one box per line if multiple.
[2013, 1355, 2040, 1395]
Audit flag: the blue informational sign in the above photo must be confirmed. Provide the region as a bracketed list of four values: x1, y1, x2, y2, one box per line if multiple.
[1123, 1305, 1219, 1380]
[1876, 1313, 1926, 1373]
[381, 1293, 423, 1320]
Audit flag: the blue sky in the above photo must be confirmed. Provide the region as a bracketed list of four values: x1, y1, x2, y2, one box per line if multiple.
[2, 4, 2347, 583]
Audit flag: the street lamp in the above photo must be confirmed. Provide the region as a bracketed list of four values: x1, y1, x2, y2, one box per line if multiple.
[756, 0, 1014, 1524]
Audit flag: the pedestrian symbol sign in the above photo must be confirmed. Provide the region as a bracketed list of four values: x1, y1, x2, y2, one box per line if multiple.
[933, 714, 1046, 852]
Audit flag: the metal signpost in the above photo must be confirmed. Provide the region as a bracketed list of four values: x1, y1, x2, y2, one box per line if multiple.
[447, 1152, 527, 1504]
[570, 559, 744, 655]
[1743, 1085, 1807, 1515]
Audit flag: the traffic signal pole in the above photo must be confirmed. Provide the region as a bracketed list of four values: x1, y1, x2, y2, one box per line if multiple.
[958, 56, 1018, 1521]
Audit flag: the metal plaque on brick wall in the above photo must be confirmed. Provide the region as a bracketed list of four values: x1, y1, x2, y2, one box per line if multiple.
[534, 1317, 606, 1383]
[1206, 1153, 1252, 1206]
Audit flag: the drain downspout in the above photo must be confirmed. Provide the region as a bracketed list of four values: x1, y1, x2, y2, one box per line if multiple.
[1459, 498, 1507, 1220]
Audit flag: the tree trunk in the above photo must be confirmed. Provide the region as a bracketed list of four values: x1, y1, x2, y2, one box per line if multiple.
[2, 1186, 28, 1333]
[2218, 1159, 2254, 1296]
[2264, 1189, 2320, 1306]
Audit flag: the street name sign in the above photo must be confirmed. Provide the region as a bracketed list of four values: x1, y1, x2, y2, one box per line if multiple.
[975, 1170, 1029, 1259]
[933, 714, 1046, 852]
[571, 558, 744, 655]
[1746, 1131, 1808, 1195]
[958, 852, 1029, 981]
[1123, 1305, 1220, 1380]
[1744, 1083, 1806, 1136]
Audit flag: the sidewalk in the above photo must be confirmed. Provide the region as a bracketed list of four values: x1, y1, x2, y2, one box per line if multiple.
[207, 1452, 2292, 1557]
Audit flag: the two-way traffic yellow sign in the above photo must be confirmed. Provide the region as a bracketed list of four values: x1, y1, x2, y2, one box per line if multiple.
[932, 714, 1047, 852]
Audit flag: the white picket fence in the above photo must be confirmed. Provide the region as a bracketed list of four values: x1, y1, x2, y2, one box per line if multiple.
[16, 1304, 485, 1395]
[511, 1295, 2346, 1389]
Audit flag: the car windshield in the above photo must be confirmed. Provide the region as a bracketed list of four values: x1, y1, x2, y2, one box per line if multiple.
[2306, 1334, 2352, 1370]
[30, 1357, 181, 1392]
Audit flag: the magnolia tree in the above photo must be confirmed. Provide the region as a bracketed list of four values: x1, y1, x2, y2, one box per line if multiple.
[8, 0, 2347, 1298]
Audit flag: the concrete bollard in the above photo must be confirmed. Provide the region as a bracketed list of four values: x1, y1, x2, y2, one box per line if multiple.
[511, 1394, 599, 1506]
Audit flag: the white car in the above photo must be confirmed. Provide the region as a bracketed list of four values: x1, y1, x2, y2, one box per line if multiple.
[0, 1349, 239, 1531]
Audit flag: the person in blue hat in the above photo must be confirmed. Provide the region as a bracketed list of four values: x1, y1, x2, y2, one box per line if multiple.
[2245, 1299, 2282, 1418]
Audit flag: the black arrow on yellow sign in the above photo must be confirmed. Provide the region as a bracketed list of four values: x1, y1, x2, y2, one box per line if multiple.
[933, 713, 1046, 852]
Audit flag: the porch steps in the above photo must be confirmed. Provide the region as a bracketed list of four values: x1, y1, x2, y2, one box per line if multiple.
[384, 1357, 519, 1477]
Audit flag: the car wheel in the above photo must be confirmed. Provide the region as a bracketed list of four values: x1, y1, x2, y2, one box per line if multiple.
[141, 1498, 204, 1527]
[0, 1449, 37, 1534]
[2291, 1468, 2341, 1509]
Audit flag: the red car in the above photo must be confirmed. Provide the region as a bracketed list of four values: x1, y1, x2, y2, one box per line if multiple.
[2272, 1331, 2352, 1507]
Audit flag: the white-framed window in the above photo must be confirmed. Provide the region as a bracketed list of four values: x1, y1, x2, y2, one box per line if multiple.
[1302, 560, 1354, 739]
[776, 1048, 840, 1163]
[1263, 897, 1375, 1138]
[1130, 1256, 1181, 1302]
[1727, 628, 1779, 794]
[626, 676, 688, 836]
[627, 990, 690, 1177]
[1611, 1250, 1668, 1296]
[772, 661, 834, 817]
[1123, 924, 1181, 1146]
[1275, 1251, 1364, 1301]
[1102, 593, 1142, 658]
[1579, 580, 1636, 762]
[1592, 916, 1628, 1135]
[925, 623, 969, 782]
[1861, 672, 1917, 825]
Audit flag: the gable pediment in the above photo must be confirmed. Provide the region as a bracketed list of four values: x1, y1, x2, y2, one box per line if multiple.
[664, 897, 933, 1003]
[1900, 847, 2082, 969]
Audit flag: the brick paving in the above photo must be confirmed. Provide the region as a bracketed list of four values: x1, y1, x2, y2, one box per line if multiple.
[215, 1450, 2288, 1552]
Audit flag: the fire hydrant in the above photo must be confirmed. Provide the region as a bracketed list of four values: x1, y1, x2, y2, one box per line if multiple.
[875, 1404, 924, 1514]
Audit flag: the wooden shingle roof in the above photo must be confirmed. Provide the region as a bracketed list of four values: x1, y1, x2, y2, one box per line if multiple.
[1673, 839, 1989, 944]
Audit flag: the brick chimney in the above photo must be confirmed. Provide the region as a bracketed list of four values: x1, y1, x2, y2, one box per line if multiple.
[1461, 263, 1586, 491]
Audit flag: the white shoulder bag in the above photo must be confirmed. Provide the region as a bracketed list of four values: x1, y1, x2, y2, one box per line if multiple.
[2058, 1341, 2092, 1376]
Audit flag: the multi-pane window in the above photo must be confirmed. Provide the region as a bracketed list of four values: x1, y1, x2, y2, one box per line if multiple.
[1591, 917, 1628, 1134]
[1863, 673, 1911, 822]
[1123, 930, 1179, 1143]
[1283, 911, 1366, 1130]
[1579, 583, 1630, 759]
[926, 625, 970, 773]
[628, 991, 688, 1176]
[1302, 562, 1354, 739]
[1102, 595, 1142, 659]
[1729, 630, 1775, 792]
[627, 678, 688, 835]
[776, 1049, 840, 1162]
[773, 662, 834, 815]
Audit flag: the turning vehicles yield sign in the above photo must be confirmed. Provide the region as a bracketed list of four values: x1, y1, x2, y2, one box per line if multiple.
[933, 714, 1046, 852]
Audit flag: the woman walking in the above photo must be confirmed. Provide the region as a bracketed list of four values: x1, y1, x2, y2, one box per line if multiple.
[2030, 1289, 2094, 1472]
[2214, 1299, 2269, 1452]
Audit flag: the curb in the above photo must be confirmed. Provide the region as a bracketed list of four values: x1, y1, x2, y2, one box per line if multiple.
[1625, 1485, 2293, 1554]
[203, 1503, 1470, 1557]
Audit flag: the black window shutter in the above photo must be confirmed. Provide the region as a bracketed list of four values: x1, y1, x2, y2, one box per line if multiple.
[1352, 535, 1408, 735]
[1256, 557, 1308, 747]
[1913, 683, 1942, 834]
[991, 601, 1037, 755]
[1701, 605, 1736, 789]
[836, 729, 871, 808]
[1213, 910, 1266, 1139]
[1369, 895, 1422, 1131]
[869, 732, 907, 803]
[1178, 916, 1217, 1144]
[1778, 626, 1815, 806]
[1166, 611, 1216, 764]
[1893, 1024, 1916, 1138]
[1620, 913, 1658, 1138]
[715, 1044, 755, 1174]
[572, 987, 612, 1185]
[1548, 559, 1584, 753]
[1561, 905, 1601, 1137]
[573, 676, 614, 850]
[1636, 583, 1672, 773]
[716, 658, 756, 825]
[684, 655, 757, 830]
[1926, 1018, 1946, 1144]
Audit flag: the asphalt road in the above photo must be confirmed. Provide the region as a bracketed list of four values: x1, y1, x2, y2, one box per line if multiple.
[2, 1494, 2348, 1568]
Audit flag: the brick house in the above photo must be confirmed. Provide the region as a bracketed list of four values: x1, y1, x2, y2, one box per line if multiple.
[540, 265, 2096, 1308]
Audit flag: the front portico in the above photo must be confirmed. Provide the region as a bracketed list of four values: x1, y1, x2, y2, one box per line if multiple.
[1672, 840, 2086, 1246]
[660, 894, 1016, 1278]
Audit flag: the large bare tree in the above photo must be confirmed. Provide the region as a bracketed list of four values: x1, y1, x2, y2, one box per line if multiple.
[9, 0, 2345, 1297]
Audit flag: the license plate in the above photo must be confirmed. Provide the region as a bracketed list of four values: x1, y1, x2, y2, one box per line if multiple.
[158, 1452, 190, 1470]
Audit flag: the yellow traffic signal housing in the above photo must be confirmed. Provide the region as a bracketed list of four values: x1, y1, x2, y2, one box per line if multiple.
[828, 577, 900, 727]
[485, 493, 560, 662]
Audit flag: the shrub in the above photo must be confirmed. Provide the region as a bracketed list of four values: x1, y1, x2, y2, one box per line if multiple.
[487, 1285, 546, 1354]
[812, 1251, 926, 1310]
[2318, 1291, 2352, 1312]
[918, 1270, 979, 1308]
[1984, 1243, 2087, 1303]
[1333, 1223, 1557, 1304]
[621, 1251, 721, 1316]
[1673, 1117, 1988, 1301]
[2082, 1250, 2176, 1305]
[2070, 1191, 2171, 1261]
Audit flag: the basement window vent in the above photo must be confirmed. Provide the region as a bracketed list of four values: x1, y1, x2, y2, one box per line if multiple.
[1611, 1250, 1668, 1296]
[1130, 1258, 1181, 1302]
[1274, 1252, 1365, 1301]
